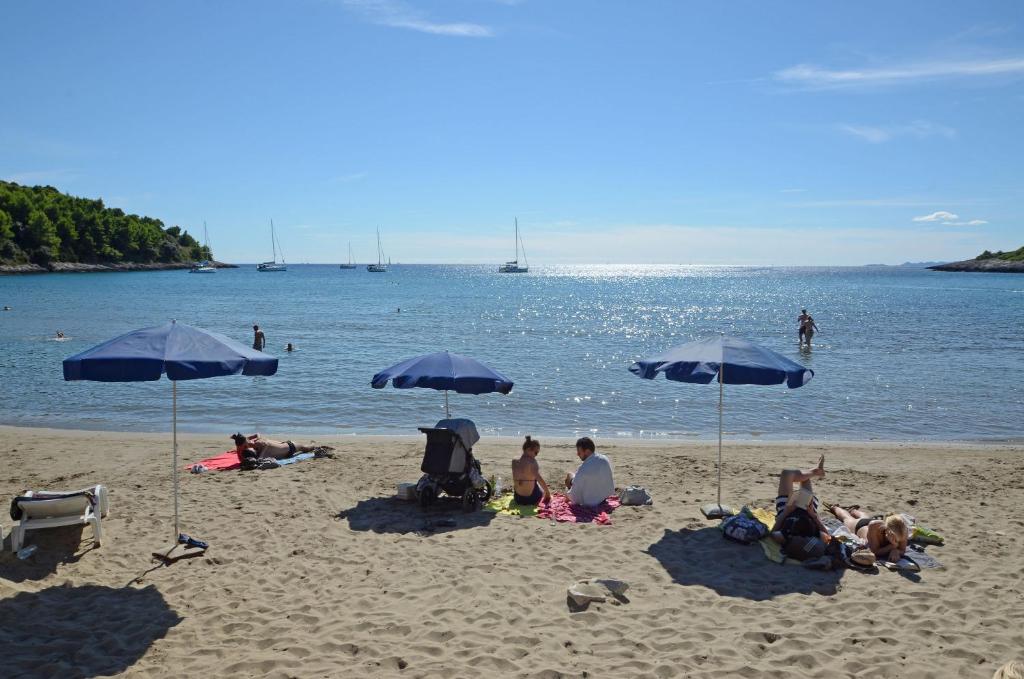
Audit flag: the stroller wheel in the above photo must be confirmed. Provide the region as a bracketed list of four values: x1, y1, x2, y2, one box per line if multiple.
[480, 480, 493, 503]
[419, 486, 437, 508]
[462, 491, 484, 513]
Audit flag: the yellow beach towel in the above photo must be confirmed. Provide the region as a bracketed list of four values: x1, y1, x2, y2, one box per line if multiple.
[484, 494, 540, 518]
[749, 506, 800, 566]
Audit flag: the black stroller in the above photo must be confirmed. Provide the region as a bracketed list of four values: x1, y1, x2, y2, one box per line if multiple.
[416, 418, 493, 512]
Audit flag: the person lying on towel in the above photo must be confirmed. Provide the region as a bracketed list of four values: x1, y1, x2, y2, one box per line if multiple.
[828, 504, 909, 562]
[511, 435, 552, 506]
[231, 433, 318, 461]
[563, 437, 614, 507]
[770, 456, 832, 560]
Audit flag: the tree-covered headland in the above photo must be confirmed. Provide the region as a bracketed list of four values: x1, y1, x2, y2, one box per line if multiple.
[0, 181, 211, 266]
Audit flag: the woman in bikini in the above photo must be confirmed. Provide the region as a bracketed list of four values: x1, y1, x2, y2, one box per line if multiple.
[830, 505, 909, 562]
[511, 436, 551, 506]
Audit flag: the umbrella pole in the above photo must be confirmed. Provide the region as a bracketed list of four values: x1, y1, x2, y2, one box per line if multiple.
[444, 390, 450, 418]
[717, 365, 723, 509]
[172, 380, 179, 542]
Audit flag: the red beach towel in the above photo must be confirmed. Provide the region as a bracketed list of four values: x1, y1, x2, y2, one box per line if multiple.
[536, 494, 620, 525]
[186, 450, 242, 471]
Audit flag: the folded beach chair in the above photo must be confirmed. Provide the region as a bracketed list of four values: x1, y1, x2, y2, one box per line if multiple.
[9, 485, 109, 552]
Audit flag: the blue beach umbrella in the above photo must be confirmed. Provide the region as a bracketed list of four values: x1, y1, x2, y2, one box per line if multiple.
[630, 335, 813, 518]
[371, 350, 513, 417]
[64, 320, 278, 540]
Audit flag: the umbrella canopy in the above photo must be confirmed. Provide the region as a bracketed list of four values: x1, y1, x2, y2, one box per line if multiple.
[371, 350, 513, 418]
[629, 335, 812, 387]
[63, 320, 278, 544]
[630, 335, 813, 518]
[371, 351, 513, 395]
[63, 321, 277, 382]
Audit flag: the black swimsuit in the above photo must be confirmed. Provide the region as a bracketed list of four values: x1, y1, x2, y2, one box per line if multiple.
[513, 482, 543, 506]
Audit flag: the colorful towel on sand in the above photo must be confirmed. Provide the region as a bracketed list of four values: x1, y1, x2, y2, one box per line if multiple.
[185, 450, 315, 472]
[749, 506, 800, 566]
[536, 494, 619, 525]
[187, 450, 242, 471]
[276, 452, 314, 466]
[483, 494, 541, 517]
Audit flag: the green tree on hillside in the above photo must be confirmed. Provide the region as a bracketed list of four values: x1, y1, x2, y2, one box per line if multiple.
[0, 180, 208, 266]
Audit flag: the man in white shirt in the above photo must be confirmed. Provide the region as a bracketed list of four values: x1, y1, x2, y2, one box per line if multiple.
[564, 437, 615, 507]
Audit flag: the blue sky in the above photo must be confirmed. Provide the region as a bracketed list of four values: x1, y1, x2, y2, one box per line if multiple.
[2, 1, 1022, 264]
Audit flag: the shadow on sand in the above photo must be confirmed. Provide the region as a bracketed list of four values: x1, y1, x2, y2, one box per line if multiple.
[0, 583, 182, 678]
[0, 525, 99, 583]
[645, 527, 847, 600]
[337, 496, 496, 535]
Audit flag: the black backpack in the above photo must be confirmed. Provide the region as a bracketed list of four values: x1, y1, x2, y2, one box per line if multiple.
[780, 507, 818, 539]
[721, 509, 769, 544]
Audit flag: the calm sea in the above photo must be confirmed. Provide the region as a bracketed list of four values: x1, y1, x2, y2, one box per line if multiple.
[0, 265, 1021, 442]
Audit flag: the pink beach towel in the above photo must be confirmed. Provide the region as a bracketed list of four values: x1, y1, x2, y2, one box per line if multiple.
[185, 450, 242, 471]
[536, 494, 620, 525]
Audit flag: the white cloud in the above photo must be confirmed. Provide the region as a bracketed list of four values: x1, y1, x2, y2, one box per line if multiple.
[329, 171, 368, 183]
[775, 57, 1024, 88]
[912, 211, 988, 226]
[913, 211, 959, 222]
[341, 0, 493, 37]
[839, 120, 956, 143]
[1, 169, 80, 186]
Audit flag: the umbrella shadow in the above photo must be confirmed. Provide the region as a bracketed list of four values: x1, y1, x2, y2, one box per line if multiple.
[336, 496, 496, 535]
[0, 525, 99, 583]
[645, 527, 844, 600]
[0, 583, 182, 678]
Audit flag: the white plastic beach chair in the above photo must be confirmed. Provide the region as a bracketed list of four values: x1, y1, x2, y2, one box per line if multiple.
[9, 485, 109, 552]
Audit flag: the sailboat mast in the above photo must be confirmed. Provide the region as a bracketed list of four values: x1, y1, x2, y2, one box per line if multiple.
[270, 220, 277, 262]
[514, 218, 519, 261]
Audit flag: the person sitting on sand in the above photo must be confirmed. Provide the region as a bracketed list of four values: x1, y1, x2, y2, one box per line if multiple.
[231, 432, 320, 461]
[829, 504, 909, 562]
[770, 456, 831, 548]
[564, 437, 614, 507]
[511, 435, 551, 506]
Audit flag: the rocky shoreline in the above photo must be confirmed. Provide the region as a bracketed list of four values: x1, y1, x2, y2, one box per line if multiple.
[0, 261, 237, 274]
[928, 259, 1024, 273]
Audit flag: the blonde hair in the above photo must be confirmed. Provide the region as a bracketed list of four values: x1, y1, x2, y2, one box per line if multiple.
[884, 514, 909, 539]
[993, 661, 1024, 679]
[522, 435, 540, 452]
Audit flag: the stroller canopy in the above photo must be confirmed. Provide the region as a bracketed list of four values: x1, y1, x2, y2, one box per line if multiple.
[434, 418, 480, 450]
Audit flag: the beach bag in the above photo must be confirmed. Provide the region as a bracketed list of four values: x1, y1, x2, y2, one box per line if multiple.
[779, 507, 817, 539]
[721, 508, 768, 544]
[618, 486, 653, 506]
[783, 535, 827, 561]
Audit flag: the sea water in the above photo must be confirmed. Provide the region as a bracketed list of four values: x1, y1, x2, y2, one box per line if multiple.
[0, 265, 1021, 441]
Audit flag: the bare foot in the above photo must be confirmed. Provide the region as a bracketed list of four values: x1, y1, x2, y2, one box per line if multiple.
[814, 454, 825, 479]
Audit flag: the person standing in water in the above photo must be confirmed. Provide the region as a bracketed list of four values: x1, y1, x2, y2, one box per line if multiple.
[798, 309, 819, 347]
[252, 324, 266, 351]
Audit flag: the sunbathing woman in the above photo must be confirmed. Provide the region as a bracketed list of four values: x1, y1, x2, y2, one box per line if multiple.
[231, 432, 319, 460]
[511, 436, 551, 506]
[830, 505, 909, 562]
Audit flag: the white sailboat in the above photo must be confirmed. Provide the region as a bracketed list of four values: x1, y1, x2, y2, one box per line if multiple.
[367, 228, 387, 272]
[190, 221, 216, 273]
[339, 242, 357, 269]
[257, 220, 287, 272]
[498, 218, 529, 273]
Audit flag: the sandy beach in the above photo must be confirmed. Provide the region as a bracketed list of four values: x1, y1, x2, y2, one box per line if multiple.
[1, 426, 1022, 678]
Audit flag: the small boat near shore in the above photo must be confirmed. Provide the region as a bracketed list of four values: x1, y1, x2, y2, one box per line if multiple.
[190, 223, 217, 273]
[258, 220, 287, 272]
[498, 218, 528, 273]
[368, 228, 387, 273]
[339, 242, 357, 269]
